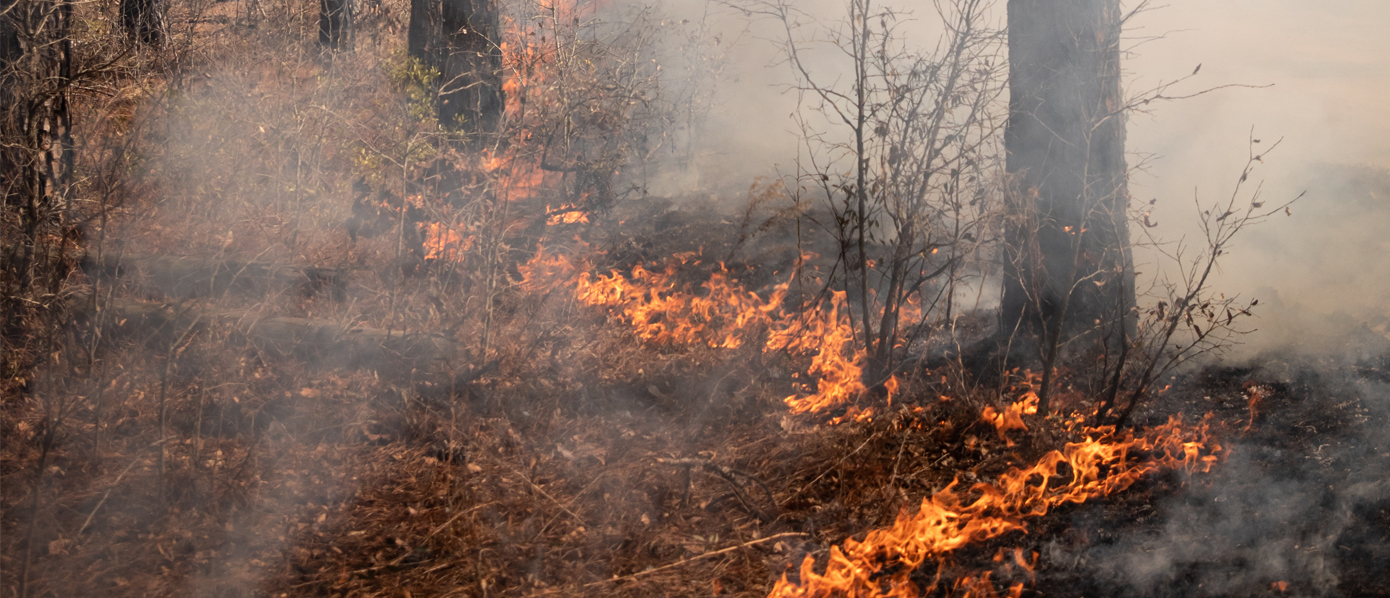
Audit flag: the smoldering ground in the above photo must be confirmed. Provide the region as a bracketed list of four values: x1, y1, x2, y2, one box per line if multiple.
[1035, 346, 1390, 597]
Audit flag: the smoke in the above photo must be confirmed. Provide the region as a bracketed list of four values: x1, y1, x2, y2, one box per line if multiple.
[1063, 368, 1390, 597]
[1120, 1, 1390, 351]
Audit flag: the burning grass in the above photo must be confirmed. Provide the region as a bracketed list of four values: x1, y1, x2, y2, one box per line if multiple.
[6, 0, 1389, 596]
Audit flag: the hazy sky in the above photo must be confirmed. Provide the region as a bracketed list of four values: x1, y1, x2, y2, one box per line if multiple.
[1124, 0, 1390, 326]
[1127, 0, 1390, 176]
[687, 0, 1390, 333]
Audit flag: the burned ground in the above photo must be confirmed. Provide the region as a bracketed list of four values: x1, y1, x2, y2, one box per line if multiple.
[8, 195, 1388, 597]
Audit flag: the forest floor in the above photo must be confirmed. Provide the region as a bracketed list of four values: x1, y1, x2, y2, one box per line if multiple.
[4, 197, 1388, 598]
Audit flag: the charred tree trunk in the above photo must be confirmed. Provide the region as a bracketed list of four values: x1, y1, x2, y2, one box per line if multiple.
[1, 0, 75, 367]
[1001, 0, 1134, 360]
[408, 0, 502, 134]
[319, 0, 352, 51]
[120, 0, 164, 46]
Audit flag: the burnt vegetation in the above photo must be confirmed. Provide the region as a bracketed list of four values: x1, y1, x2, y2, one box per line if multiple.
[2, 0, 1387, 597]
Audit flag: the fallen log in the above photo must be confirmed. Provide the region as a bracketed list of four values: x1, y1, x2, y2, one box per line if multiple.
[80, 251, 349, 300]
[80, 297, 458, 373]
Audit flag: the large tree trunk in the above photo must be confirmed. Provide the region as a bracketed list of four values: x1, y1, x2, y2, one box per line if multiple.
[1001, 0, 1135, 353]
[408, 0, 502, 133]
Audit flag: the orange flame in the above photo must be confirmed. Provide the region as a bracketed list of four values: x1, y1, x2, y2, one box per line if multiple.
[418, 222, 473, 262]
[546, 203, 591, 225]
[575, 258, 787, 349]
[981, 385, 1040, 447]
[523, 246, 877, 417]
[517, 242, 584, 293]
[767, 289, 868, 417]
[769, 416, 1223, 597]
[1241, 381, 1265, 434]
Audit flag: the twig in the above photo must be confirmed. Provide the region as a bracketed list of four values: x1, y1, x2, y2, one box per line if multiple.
[506, 467, 589, 527]
[77, 438, 170, 536]
[784, 429, 882, 503]
[657, 457, 779, 522]
[527, 532, 807, 595]
[381, 502, 500, 567]
[424, 501, 497, 540]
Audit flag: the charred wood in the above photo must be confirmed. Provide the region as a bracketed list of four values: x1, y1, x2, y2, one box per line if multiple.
[80, 252, 350, 301]
[76, 297, 458, 373]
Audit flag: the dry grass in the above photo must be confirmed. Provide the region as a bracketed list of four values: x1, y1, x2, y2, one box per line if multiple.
[0, 1, 1290, 597]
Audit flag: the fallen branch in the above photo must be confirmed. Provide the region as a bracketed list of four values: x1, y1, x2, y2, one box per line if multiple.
[527, 532, 808, 595]
[80, 251, 349, 300]
[74, 296, 458, 371]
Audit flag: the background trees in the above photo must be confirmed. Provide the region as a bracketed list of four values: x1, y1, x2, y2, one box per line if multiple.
[755, 0, 1007, 388]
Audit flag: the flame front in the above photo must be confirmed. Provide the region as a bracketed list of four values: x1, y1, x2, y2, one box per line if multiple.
[769, 416, 1223, 597]
[520, 246, 879, 416]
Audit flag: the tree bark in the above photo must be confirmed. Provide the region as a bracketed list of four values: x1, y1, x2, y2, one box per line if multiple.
[120, 0, 164, 46]
[1, 0, 75, 357]
[319, 0, 352, 51]
[1001, 0, 1134, 349]
[408, 0, 502, 133]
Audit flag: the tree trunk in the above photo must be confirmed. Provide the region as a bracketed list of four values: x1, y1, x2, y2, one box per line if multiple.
[1, 0, 75, 358]
[408, 0, 502, 133]
[319, 0, 352, 51]
[1001, 0, 1134, 352]
[120, 0, 164, 46]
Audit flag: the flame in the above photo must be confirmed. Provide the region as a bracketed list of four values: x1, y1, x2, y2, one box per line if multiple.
[767, 289, 868, 417]
[522, 246, 877, 417]
[981, 374, 1042, 446]
[546, 203, 591, 225]
[1242, 381, 1265, 434]
[980, 394, 1038, 448]
[575, 258, 787, 349]
[572, 255, 874, 417]
[769, 416, 1223, 597]
[517, 242, 583, 293]
[418, 222, 473, 262]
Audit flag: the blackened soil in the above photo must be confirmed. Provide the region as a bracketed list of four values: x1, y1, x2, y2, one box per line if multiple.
[1016, 353, 1390, 597]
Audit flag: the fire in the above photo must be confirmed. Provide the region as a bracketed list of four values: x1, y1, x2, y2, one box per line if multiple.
[518, 245, 880, 417]
[767, 289, 868, 417]
[574, 257, 787, 349]
[571, 255, 877, 417]
[546, 203, 591, 225]
[1242, 380, 1265, 434]
[768, 416, 1223, 597]
[517, 242, 583, 293]
[981, 373, 1042, 446]
[418, 221, 473, 262]
[981, 393, 1038, 447]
